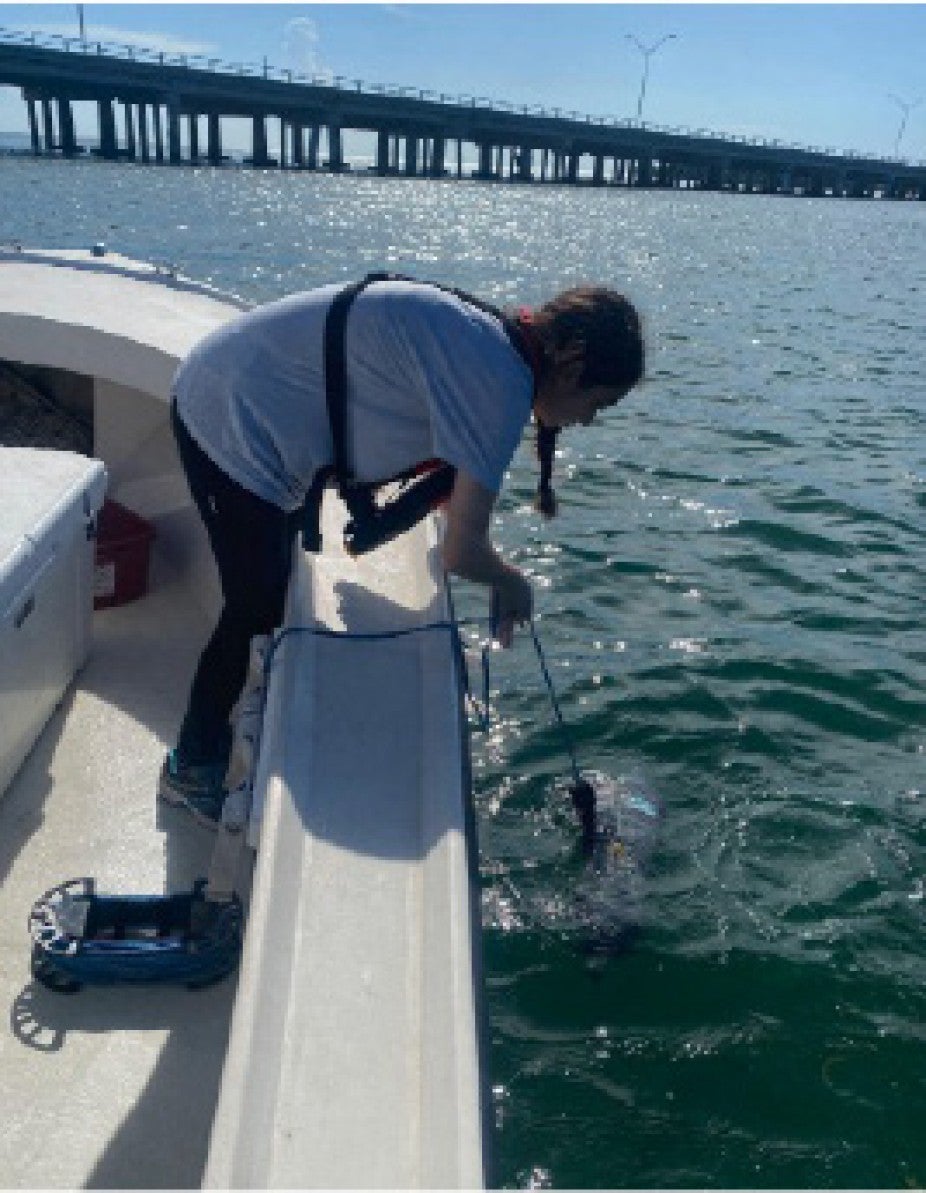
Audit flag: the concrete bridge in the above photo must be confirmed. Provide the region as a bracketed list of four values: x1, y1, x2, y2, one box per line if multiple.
[2, 27, 925, 199]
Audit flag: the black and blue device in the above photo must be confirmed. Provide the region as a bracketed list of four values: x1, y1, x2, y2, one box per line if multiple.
[29, 877, 243, 993]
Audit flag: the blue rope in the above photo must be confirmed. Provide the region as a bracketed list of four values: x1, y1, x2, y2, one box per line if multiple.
[251, 600, 593, 841]
[262, 615, 493, 731]
[260, 610, 577, 760]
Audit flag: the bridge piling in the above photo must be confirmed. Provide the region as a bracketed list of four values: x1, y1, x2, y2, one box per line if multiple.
[375, 128, 388, 175]
[153, 105, 163, 163]
[58, 98, 78, 156]
[41, 97, 54, 153]
[168, 104, 182, 164]
[208, 112, 222, 164]
[138, 104, 149, 162]
[251, 114, 268, 167]
[98, 98, 117, 159]
[124, 102, 136, 160]
[328, 123, 343, 171]
[431, 135, 446, 178]
[404, 134, 417, 176]
[26, 97, 39, 153]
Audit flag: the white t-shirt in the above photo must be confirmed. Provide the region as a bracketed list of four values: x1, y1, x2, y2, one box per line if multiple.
[172, 279, 534, 512]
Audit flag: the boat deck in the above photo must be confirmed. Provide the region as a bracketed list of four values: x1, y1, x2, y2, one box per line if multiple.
[0, 247, 489, 1189]
[0, 563, 235, 1189]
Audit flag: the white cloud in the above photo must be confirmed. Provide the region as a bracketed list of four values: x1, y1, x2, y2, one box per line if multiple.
[380, 6, 420, 22]
[281, 17, 330, 82]
[23, 23, 216, 58]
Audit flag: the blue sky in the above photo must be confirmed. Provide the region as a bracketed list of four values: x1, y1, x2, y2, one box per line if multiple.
[1, 4, 924, 160]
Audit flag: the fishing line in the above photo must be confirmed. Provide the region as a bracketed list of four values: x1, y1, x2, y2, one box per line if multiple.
[263, 610, 596, 841]
[528, 620, 598, 846]
[529, 620, 582, 787]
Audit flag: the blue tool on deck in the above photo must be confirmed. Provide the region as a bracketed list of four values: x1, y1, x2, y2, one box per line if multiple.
[28, 635, 270, 995]
[28, 877, 243, 993]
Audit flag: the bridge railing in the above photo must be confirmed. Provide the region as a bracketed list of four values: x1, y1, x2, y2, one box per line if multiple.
[1, 25, 924, 168]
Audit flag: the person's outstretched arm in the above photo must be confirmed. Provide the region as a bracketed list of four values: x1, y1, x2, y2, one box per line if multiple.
[441, 469, 532, 647]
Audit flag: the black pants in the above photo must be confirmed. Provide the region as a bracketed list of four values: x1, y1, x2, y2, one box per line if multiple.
[171, 402, 298, 767]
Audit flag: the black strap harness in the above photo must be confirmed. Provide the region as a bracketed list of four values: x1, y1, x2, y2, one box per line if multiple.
[302, 271, 545, 556]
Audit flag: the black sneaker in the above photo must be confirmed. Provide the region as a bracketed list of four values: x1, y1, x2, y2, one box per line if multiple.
[158, 750, 227, 829]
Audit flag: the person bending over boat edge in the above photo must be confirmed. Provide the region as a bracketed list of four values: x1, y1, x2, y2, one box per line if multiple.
[159, 276, 645, 827]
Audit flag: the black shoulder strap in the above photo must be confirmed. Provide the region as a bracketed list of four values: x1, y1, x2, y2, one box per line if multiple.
[323, 271, 534, 489]
[308, 272, 555, 553]
[323, 271, 392, 485]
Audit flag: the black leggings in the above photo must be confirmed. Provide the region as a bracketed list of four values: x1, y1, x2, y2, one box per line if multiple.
[171, 402, 298, 767]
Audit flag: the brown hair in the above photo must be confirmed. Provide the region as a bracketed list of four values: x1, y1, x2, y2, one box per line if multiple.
[534, 285, 644, 394]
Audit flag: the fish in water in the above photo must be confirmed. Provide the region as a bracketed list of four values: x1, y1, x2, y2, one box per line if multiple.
[571, 772, 664, 955]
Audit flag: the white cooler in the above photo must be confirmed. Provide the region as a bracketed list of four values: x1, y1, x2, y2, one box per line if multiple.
[0, 448, 108, 799]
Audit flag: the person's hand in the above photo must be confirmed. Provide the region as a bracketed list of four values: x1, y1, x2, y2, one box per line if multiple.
[492, 569, 533, 648]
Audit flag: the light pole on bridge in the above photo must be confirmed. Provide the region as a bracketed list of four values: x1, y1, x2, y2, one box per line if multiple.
[625, 32, 677, 122]
[888, 93, 922, 157]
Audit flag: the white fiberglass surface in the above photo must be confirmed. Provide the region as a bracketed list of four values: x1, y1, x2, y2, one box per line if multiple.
[206, 497, 487, 1189]
[0, 567, 237, 1190]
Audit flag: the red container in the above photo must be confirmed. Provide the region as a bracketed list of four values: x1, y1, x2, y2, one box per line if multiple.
[94, 499, 155, 610]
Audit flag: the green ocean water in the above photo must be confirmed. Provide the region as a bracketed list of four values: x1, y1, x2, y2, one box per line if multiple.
[2, 158, 923, 1188]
